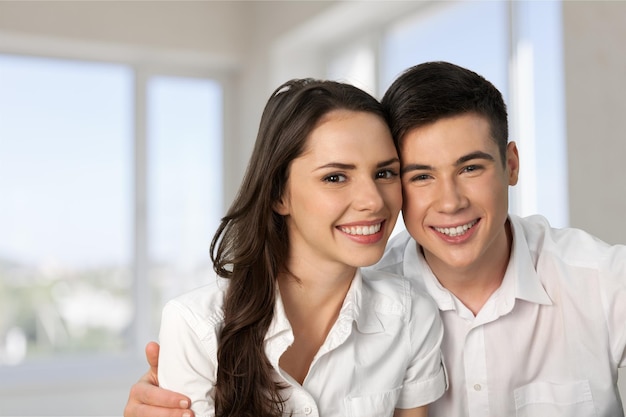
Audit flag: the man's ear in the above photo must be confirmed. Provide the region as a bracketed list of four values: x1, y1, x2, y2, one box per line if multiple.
[506, 141, 520, 186]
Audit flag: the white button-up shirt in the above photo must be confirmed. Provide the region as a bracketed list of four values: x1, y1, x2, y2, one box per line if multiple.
[158, 268, 447, 417]
[373, 214, 626, 417]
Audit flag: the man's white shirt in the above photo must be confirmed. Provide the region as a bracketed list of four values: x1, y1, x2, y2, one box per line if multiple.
[372, 214, 626, 417]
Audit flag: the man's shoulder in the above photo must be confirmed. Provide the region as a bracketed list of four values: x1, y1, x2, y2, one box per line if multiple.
[513, 214, 623, 266]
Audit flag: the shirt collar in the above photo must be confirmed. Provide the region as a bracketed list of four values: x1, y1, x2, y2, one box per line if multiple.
[403, 216, 553, 313]
[508, 215, 553, 306]
[265, 271, 369, 338]
[264, 286, 295, 368]
[264, 269, 385, 366]
[350, 269, 386, 334]
[403, 238, 457, 311]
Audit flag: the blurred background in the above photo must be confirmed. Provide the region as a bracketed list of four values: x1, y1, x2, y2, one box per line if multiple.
[0, 0, 624, 415]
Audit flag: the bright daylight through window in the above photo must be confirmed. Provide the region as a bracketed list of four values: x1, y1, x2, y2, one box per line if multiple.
[0, 54, 223, 365]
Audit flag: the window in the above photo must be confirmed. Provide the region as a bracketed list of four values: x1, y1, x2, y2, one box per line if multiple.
[508, 0, 568, 227]
[379, 1, 508, 95]
[325, 0, 567, 228]
[0, 55, 133, 363]
[0, 54, 223, 366]
[147, 76, 223, 336]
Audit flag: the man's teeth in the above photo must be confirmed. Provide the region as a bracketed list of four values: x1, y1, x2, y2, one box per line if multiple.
[434, 220, 478, 237]
[340, 223, 382, 236]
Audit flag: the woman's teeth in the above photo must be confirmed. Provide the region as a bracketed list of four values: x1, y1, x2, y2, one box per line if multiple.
[340, 223, 382, 236]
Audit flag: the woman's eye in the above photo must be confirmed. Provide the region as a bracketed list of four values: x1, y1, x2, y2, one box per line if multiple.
[323, 173, 346, 183]
[376, 169, 399, 179]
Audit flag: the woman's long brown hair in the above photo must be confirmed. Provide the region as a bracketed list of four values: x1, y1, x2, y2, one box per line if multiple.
[210, 78, 385, 416]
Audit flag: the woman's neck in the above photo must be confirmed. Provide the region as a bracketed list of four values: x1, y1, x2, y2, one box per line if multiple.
[277, 264, 354, 326]
[277, 261, 356, 384]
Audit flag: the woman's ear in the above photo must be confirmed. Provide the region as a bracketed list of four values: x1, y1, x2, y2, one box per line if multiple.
[273, 195, 290, 216]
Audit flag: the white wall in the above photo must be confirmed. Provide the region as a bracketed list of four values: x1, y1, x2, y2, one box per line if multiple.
[0, 1, 248, 63]
[563, 0, 626, 245]
[561, 2, 626, 401]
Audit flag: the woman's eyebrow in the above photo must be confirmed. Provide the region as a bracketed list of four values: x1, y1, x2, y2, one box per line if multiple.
[316, 157, 400, 172]
[377, 157, 400, 168]
[315, 162, 355, 171]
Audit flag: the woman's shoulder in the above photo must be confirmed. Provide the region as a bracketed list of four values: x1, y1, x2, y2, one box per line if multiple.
[360, 267, 406, 293]
[162, 278, 228, 334]
[360, 268, 439, 319]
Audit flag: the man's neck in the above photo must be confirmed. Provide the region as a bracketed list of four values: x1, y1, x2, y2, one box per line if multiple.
[440, 272, 504, 316]
[426, 221, 513, 316]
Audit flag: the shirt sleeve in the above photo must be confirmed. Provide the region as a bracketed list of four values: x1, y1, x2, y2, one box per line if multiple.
[395, 286, 447, 409]
[158, 298, 219, 417]
[600, 244, 626, 368]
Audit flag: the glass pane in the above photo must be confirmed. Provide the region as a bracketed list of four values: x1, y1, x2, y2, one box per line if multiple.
[512, 0, 568, 227]
[0, 55, 133, 364]
[147, 76, 223, 331]
[380, 1, 508, 96]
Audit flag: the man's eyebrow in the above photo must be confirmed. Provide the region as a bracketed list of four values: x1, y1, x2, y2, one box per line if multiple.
[400, 151, 495, 175]
[456, 151, 495, 165]
[401, 163, 431, 175]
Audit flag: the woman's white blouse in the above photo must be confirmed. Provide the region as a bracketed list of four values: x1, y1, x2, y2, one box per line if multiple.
[158, 268, 447, 417]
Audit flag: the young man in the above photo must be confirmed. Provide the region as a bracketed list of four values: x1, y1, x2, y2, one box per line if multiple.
[124, 62, 626, 417]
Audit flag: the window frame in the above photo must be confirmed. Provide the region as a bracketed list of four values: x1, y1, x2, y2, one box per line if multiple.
[0, 37, 230, 389]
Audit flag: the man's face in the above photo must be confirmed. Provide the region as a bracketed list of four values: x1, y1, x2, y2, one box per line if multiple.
[399, 112, 519, 278]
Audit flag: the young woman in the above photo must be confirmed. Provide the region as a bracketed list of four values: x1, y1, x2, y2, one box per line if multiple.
[154, 78, 446, 417]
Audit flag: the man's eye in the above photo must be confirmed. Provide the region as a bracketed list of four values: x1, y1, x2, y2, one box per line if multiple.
[410, 174, 430, 182]
[463, 164, 482, 173]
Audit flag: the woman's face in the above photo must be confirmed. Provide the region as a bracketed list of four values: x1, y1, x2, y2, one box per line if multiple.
[275, 109, 402, 274]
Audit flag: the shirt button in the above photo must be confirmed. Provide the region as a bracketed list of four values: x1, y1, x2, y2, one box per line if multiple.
[474, 384, 482, 391]
[303, 406, 312, 415]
